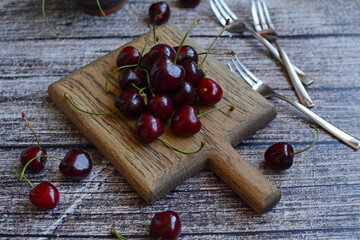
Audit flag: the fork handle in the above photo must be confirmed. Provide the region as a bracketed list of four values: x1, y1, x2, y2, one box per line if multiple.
[247, 28, 313, 86]
[274, 94, 360, 150]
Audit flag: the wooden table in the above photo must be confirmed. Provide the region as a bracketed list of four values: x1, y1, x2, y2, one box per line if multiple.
[1, 0, 360, 239]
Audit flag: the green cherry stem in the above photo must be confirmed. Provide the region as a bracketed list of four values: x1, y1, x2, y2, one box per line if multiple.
[110, 230, 128, 240]
[131, 84, 149, 105]
[0, 170, 35, 189]
[292, 125, 319, 156]
[197, 19, 230, 70]
[158, 138, 205, 155]
[197, 104, 234, 118]
[174, 19, 200, 64]
[42, 0, 59, 36]
[137, 25, 152, 66]
[65, 94, 120, 115]
[22, 112, 45, 161]
[139, 68, 155, 97]
[96, 0, 106, 16]
[105, 64, 138, 93]
[19, 155, 63, 182]
[195, 50, 235, 58]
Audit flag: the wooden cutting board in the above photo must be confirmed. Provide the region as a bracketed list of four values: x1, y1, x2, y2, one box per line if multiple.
[48, 23, 281, 214]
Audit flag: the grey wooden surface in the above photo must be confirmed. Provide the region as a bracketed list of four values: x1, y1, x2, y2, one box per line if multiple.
[1, 0, 360, 239]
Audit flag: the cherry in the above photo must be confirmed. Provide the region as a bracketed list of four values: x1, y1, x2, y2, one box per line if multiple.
[265, 125, 319, 170]
[20, 146, 47, 173]
[116, 46, 140, 68]
[118, 68, 147, 90]
[148, 43, 176, 63]
[171, 82, 197, 107]
[150, 210, 181, 240]
[147, 94, 174, 122]
[197, 78, 223, 105]
[180, 61, 205, 87]
[59, 149, 92, 180]
[29, 182, 60, 210]
[173, 45, 198, 64]
[136, 113, 164, 144]
[139, 53, 152, 72]
[115, 89, 146, 118]
[149, 1, 170, 25]
[179, 0, 200, 8]
[171, 106, 201, 136]
[150, 57, 185, 93]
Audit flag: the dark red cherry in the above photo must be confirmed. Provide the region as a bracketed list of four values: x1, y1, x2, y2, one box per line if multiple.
[149, 1, 171, 25]
[171, 105, 201, 136]
[29, 182, 59, 210]
[59, 149, 92, 180]
[174, 45, 198, 64]
[150, 210, 181, 240]
[197, 78, 223, 105]
[147, 94, 174, 122]
[264, 142, 294, 170]
[179, 0, 200, 8]
[139, 53, 152, 72]
[180, 61, 204, 87]
[136, 113, 164, 143]
[20, 146, 47, 173]
[116, 46, 140, 68]
[151, 57, 185, 93]
[148, 44, 176, 63]
[115, 89, 146, 118]
[171, 82, 197, 107]
[118, 68, 147, 90]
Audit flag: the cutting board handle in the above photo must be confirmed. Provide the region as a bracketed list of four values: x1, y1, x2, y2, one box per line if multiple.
[208, 145, 281, 214]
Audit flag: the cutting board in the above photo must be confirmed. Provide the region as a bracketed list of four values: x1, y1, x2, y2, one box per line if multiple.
[48, 23, 281, 214]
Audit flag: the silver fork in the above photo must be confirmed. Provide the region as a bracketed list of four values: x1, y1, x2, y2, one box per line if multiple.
[251, 0, 314, 108]
[209, 0, 313, 87]
[228, 56, 360, 150]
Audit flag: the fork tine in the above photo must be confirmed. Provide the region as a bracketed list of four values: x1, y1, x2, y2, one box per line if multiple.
[231, 58, 257, 87]
[251, 0, 262, 32]
[261, 0, 275, 30]
[234, 56, 261, 83]
[256, 0, 269, 30]
[218, 0, 238, 21]
[209, 0, 227, 27]
[212, 0, 235, 24]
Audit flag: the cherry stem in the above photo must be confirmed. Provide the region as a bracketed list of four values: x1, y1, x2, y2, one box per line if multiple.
[19, 154, 63, 182]
[198, 19, 230, 70]
[153, 14, 163, 44]
[22, 112, 45, 161]
[197, 104, 234, 118]
[158, 138, 205, 155]
[110, 230, 128, 240]
[105, 64, 138, 93]
[0, 170, 34, 189]
[292, 125, 319, 156]
[42, 0, 59, 36]
[132, 84, 149, 105]
[96, 0, 106, 16]
[139, 68, 155, 97]
[174, 19, 200, 64]
[195, 50, 235, 58]
[65, 94, 120, 115]
[137, 26, 152, 66]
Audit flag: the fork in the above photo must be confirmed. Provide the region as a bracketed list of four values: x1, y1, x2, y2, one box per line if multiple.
[228, 56, 360, 150]
[250, 0, 314, 108]
[209, 0, 313, 87]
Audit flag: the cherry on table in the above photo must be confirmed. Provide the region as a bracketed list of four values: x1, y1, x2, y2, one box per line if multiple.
[149, 1, 171, 25]
[20, 146, 47, 173]
[148, 44, 176, 63]
[118, 68, 147, 90]
[179, 0, 200, 8]
[150, 210, 181, 240]
[174, 45, 198, 64]
[116, 46, 140, 68]
[115, 89, 146, 118]
[197, 78, 223, 105]
[170, 82, 197, 107]
[136, 113, 164, 143]
[147, 94, 174, 122]
[171, 105, 201, 136]
[264, 142, 294, 170]
[59, 149, 92, 180]
[29, 182, 60, 210]
[180, 61, 204, 87]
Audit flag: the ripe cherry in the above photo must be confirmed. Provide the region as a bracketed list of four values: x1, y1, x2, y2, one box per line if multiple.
[139, 53, 152, 72]
[265, 125, 319, 170]
[150, 210, 181, 240]
[115, 89, 146, 118]
[20, 146, 47, 173]
[116, 46, 140, 68]
[136, 113, 165, 144]
[180, 0, 201, 8]
[148, 43, 176, 63]
[173, 45, 198, 64]
[149, 1, 171, 25]
[118, 68, 147, 90]
[197, 78, 223, 105]
[171, 82, 197, 107]
[180, 61, 204, 87]
[59, 149, 92, 180]
[29, 182, 60, 210]
[147, 94, 174, 122]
